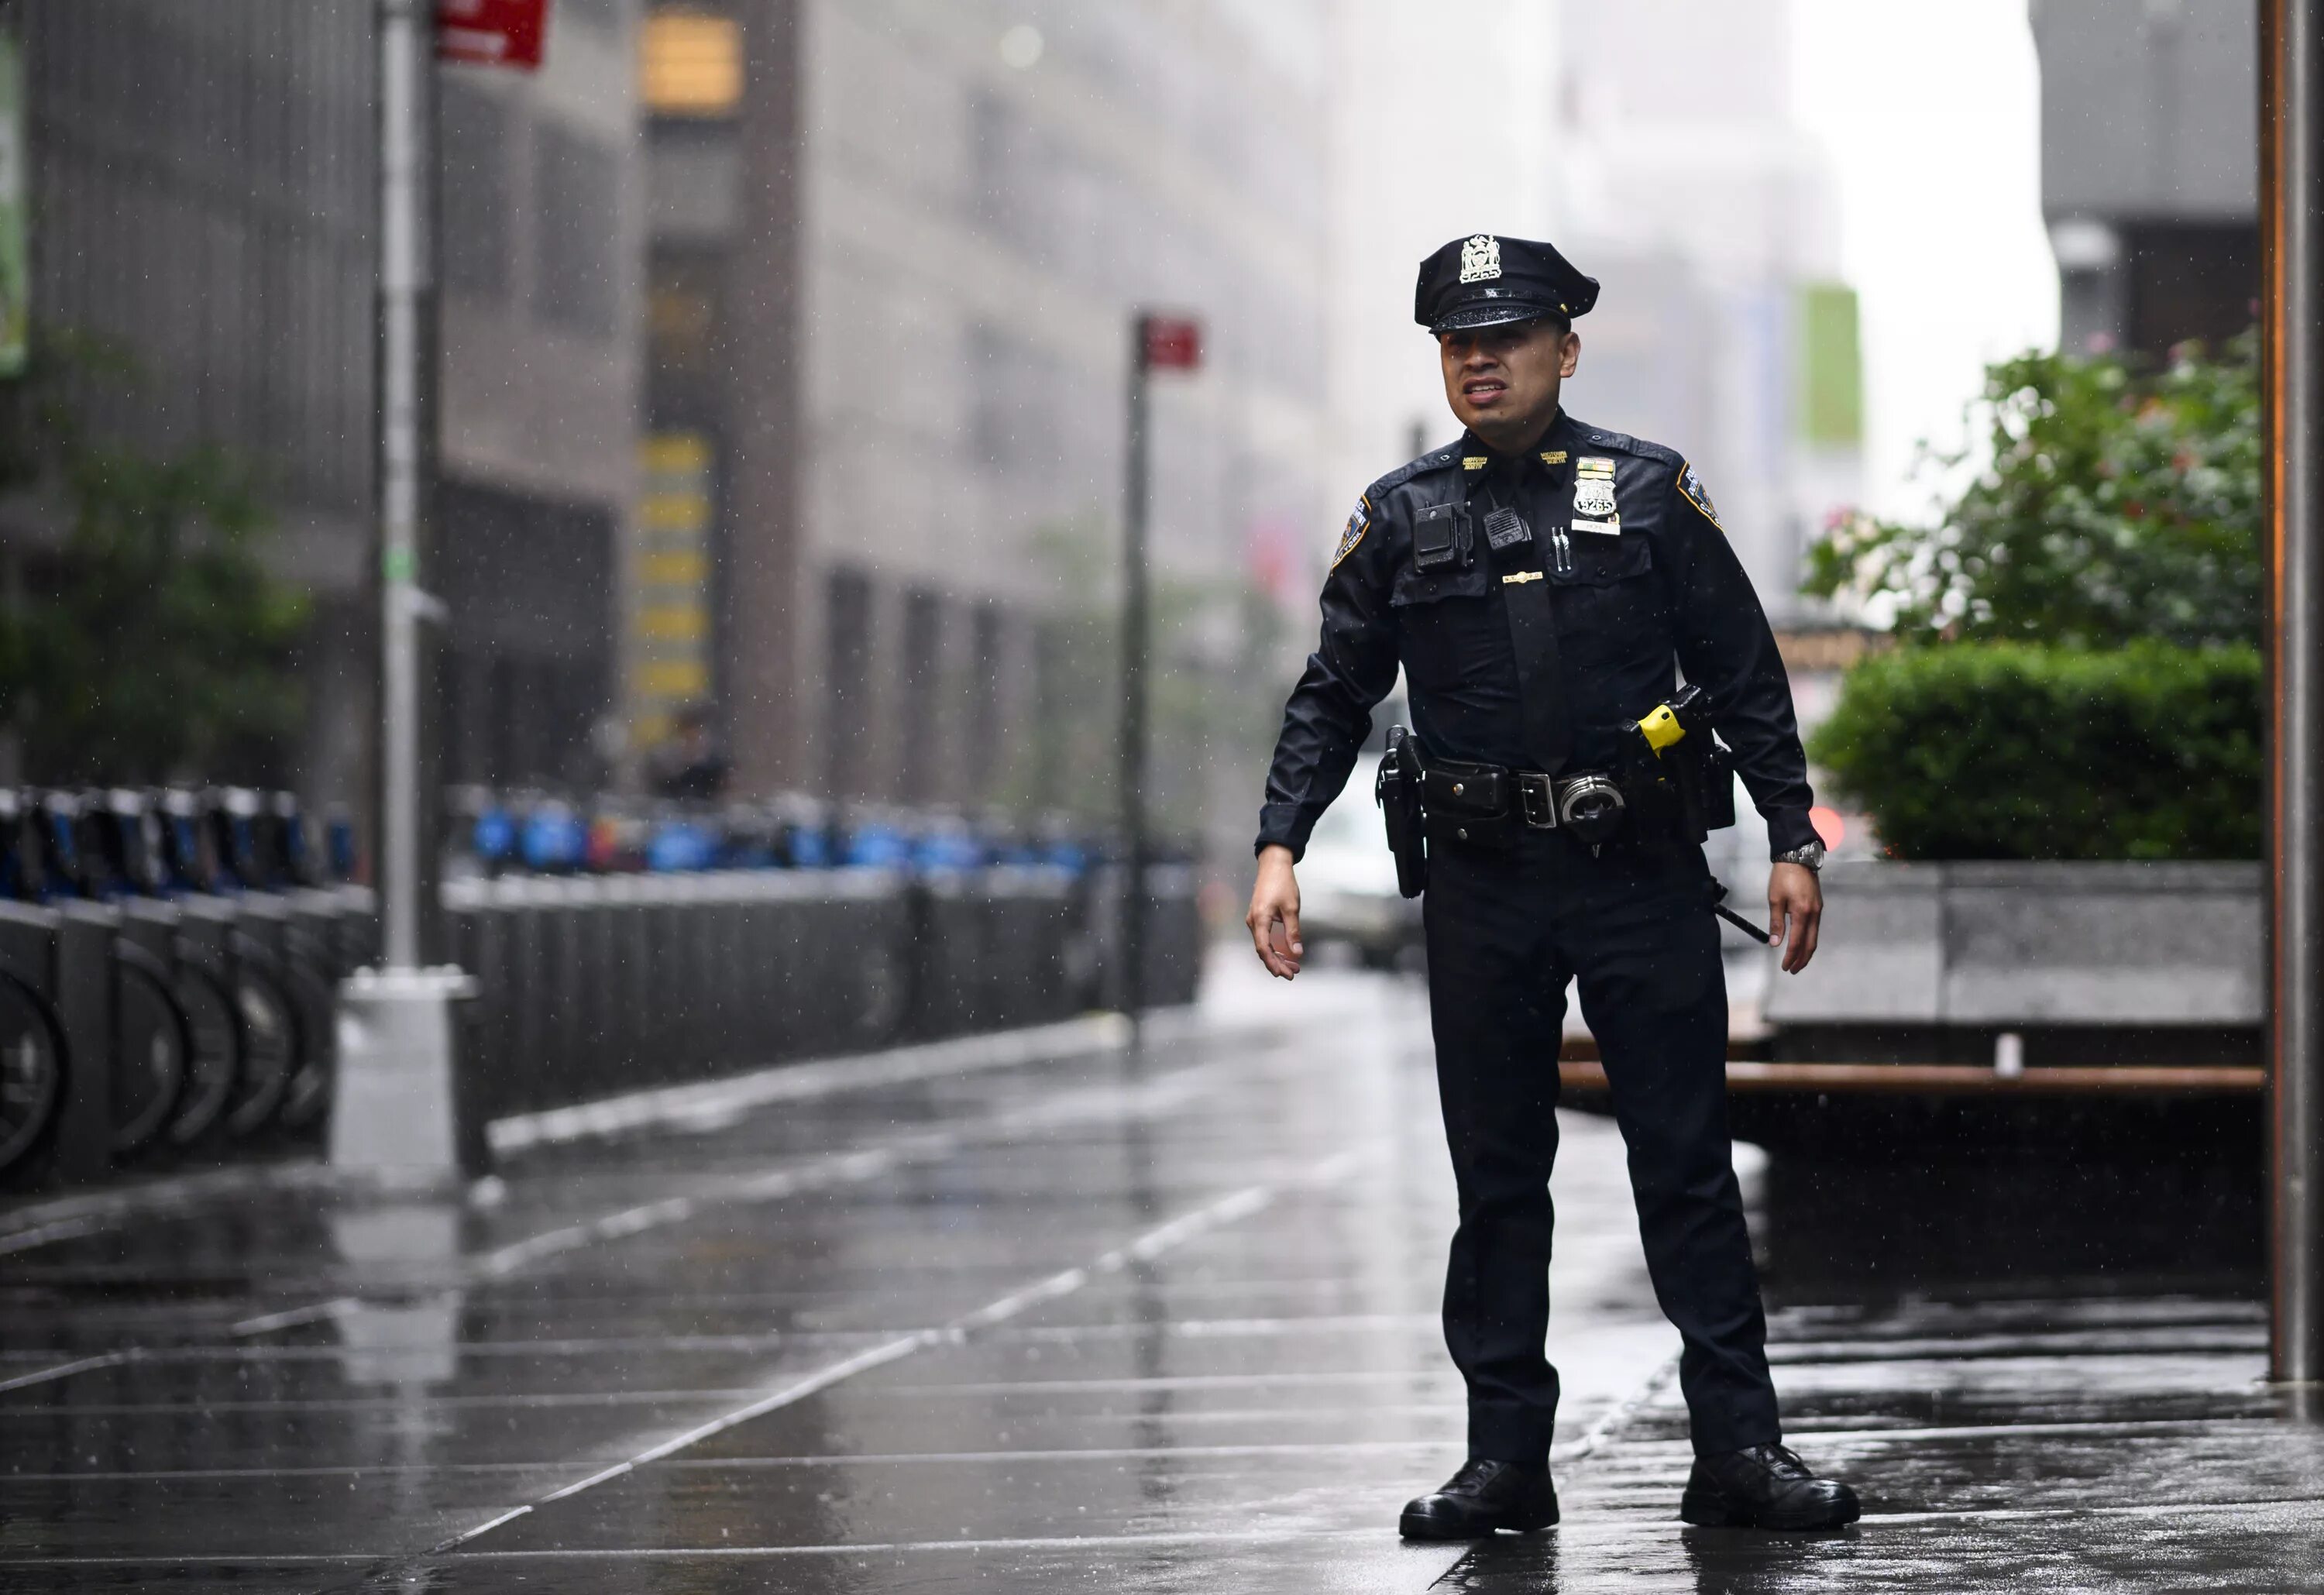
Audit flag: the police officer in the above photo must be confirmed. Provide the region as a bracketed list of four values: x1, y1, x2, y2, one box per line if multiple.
[1246, 235, 1857, 1537]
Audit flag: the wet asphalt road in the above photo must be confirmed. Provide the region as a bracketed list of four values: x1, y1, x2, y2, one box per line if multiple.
[0, 957, 2316, 1591]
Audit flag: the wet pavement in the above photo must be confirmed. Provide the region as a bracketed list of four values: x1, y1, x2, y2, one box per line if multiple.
[1, 956, 2315, 1591]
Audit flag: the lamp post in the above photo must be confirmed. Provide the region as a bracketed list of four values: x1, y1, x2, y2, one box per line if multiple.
[2264, 0, 2324, 1384]
[332, 0, 545, 1180]
[376, 0, 431, 978]
[1119, 313, 1201, 1032]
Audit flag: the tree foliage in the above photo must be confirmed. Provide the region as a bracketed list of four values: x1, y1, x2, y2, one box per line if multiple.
[0, 334, 310, 784]
[1803, 336, 2260, 649]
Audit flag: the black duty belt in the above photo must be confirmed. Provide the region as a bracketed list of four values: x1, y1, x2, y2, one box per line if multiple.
[1516, 769, 1625, 833]
[1421, 757, 1629, 847]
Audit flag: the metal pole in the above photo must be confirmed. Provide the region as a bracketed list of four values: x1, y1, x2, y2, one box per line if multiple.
[378, 0, 428, 972]
[2265, 0, 2324, 1384]
[334, 0, 475, 1181]
[1119, 319, 1152, 1027]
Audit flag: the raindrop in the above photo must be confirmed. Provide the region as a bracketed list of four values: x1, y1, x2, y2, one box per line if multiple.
[998, 23, 1043, 70]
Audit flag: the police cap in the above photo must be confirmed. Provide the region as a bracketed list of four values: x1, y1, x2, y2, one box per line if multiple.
[1414, 234, 1599, 335]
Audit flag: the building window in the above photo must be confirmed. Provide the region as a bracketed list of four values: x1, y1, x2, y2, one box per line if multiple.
[899, 588, 944, 803]
[631, 433, 718, 751]
[534, 125, 619, 336]
[641, 11, 742, 119]
[1031, 617, 1069, 810]
[438, 480, 617, 789]
[826, 567, 873, 797]
[2125, 222, 2260, 357]
[967, 89, 1010, 229]
[648, 259, 720, 376]
[968, 603, 1005, 800]
[966, 322, 1066, 476]
[561, 0, 627, 29]
[439, 78, 511, 301]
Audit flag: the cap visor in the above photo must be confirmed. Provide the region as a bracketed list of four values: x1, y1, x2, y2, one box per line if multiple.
[1428, 302, 1559, 333]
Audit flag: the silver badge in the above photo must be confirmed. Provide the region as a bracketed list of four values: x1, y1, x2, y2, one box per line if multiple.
[1574, 475, 1618, 519]
[1459, 235, 1502, 284]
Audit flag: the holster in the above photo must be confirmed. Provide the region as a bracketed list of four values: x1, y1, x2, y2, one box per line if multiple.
[1666, 684, 1737, 840]
[1376, 724, 1428, 898]
[1419, 756, 1524, 851]
[1673, 736, 1737, 840]
[1621, 685, 1738, 848]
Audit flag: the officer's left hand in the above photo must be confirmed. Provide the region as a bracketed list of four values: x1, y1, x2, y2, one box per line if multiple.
[1768, 863, 1822, 975]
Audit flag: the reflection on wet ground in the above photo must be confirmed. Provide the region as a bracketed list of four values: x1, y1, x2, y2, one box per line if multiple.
[1762, 1154, 2264, 1300]
[0, 959, 2312, 1591]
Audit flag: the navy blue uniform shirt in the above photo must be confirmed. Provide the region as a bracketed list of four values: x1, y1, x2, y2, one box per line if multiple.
[1257, 409, 1818, 861]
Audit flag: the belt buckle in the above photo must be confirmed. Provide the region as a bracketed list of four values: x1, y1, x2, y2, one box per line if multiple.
[1555, 772, 1628, 844]
[1518, 772, 1557, 830]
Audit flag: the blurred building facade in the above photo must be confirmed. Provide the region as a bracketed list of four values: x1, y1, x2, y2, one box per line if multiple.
[1548, 0, 1862, 627]
[1318, 0, 1560, 517]
[2031, 0, 2257, 359]
[436, 0, 645, 793]
[641, 0, 1331, 840]
[5, 1, 377, 799]
[5, 0, 643, 803]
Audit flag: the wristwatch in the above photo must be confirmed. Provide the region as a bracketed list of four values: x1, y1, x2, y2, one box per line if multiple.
[1773, 841, 1825, 871]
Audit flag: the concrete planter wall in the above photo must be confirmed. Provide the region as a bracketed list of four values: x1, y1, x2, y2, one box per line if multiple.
[1763, 860, 2263, 1064]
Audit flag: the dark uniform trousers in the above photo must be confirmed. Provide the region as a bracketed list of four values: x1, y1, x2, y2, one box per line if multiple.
[1424, 827, 1781, 1463]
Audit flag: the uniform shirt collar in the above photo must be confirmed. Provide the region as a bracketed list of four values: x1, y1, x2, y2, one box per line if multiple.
[1461, 408, 1575, 478]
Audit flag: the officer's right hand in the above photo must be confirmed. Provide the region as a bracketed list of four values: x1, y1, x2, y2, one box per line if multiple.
[1247, 845, 1304, 980]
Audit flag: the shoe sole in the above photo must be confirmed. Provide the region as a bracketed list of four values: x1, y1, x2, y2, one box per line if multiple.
[1679, 1487, 1860, 1533]
[1399, 1506, 1560, 1540]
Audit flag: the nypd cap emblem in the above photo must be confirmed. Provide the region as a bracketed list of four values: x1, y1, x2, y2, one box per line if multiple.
[1458, 235, 1502, 284]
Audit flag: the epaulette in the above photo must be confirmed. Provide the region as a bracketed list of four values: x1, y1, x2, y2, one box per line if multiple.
[1571, 421, 1683, 472]
[1365, 445, 1463, 500]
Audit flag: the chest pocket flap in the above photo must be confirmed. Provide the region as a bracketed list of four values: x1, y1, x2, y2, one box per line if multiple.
[1391, 559, 1492, 607]
[1552, 531, 1653, 587]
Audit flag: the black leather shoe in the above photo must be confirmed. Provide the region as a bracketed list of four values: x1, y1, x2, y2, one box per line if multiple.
[1398, 1459, 1559, 1539]
[1680, 1442, 1861, 1531]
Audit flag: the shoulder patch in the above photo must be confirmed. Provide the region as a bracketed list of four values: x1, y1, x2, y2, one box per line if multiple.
[1676, 462, 1724, 531]
[1330, 500, 1370, 568]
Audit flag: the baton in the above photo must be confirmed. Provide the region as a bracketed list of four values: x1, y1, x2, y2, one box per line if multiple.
[1710, 880, 1776, 945]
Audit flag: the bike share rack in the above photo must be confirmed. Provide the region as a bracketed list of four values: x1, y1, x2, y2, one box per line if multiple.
[0, 788, 373, 1191]
[0, 783, 1204, 1192]
[439, 860, 1198, 1127]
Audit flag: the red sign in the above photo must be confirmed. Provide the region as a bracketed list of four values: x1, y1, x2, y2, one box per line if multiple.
[1140, 315, 1203, 372]
[438, 0, 550, 69]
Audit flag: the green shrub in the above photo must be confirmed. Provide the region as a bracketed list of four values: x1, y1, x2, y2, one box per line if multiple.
[1807, 642, 2259, 861]
[1803, 337, 2260, 649]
